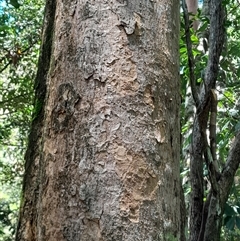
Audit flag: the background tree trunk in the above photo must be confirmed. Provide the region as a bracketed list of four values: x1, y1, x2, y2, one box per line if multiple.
[16, 0, 181, 240]
[186, 0, 199, 30]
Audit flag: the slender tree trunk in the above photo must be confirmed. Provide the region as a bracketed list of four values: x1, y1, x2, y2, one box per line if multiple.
[16, 1, 181, 240]
[186, 0, 199, 30]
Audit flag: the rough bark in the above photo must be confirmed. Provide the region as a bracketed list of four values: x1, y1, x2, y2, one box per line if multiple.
[16, 0, 181, 240]
[16, 0, 56, 240]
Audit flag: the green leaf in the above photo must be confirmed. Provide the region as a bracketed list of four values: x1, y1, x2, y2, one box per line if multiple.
[180, 47, 187, 54]
[225, 217, 235, 231]
[235, 122, 240, 133]
[224, 203, 237, 216]
[197, 21, 208, 33]
[235, 217, 240, 229]
[191, 34, 199, 44]
[9, 0, 20, 8]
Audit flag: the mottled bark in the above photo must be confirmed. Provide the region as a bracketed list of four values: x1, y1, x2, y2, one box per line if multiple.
[16, 0, 181, 241]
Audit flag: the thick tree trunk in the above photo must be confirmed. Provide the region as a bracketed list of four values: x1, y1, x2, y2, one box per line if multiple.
[16, 0, 181, 240]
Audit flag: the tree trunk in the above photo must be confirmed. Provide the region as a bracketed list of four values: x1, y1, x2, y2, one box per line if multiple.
[16, 0, 181, 240]
[186, 0, 199, 30]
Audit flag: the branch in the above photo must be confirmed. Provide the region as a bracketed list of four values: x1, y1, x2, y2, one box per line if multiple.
[182, 0, 200, 106]
[0, 39, 39, 74]
[209, 89, 218, 170]
[197, 192, 212, 241]
[219, 131, 240, 204]
[0, 62, 11, 73]
[203, 0, 225, 92]
[204, 146, 219, 194]
[200, 132, 240, 241]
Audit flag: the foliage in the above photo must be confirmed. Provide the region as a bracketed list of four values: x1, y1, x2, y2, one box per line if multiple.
[0, 0, 44, 239]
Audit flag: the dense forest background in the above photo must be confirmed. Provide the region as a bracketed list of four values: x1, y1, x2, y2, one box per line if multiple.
[0, 0, 240, 240]
[0, 0, 43, 240]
